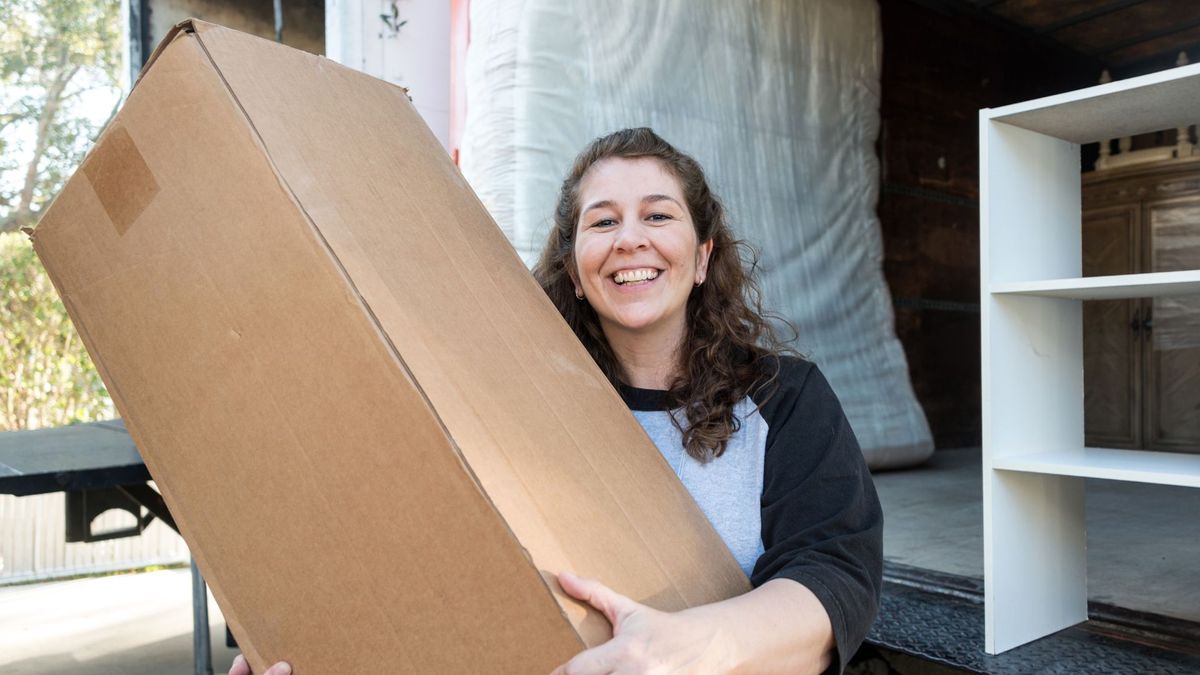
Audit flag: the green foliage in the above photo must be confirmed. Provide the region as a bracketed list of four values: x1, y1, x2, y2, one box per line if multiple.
[0, 0, 121, 232]
[1, 231, 113, 430]
[0, 1, 119, 429]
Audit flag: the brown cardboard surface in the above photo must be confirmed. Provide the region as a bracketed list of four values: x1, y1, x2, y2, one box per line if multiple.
[31, 19, 749, 673]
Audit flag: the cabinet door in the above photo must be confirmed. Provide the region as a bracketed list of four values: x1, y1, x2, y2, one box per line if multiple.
[1145, 197, 1200, 454]
[1082, 205, 1141, 449]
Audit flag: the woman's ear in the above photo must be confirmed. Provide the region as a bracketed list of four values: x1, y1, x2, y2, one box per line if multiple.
[695, 239, 715, 285]
[566, 266, 583, 299]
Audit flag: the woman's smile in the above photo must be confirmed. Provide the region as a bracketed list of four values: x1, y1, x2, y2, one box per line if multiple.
[610, 267, 661, 286]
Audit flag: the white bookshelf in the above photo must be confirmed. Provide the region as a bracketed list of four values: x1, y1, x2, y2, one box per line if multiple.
[980, 62, 1200, 654]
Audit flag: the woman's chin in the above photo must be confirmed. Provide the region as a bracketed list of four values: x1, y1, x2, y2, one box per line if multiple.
[602, 311, 673, 334]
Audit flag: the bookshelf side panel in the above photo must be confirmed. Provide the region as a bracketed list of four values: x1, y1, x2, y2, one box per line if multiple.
[984, 470, 1087, 654]
[983, 120, 1080, 285]
[988, 295, 1083, 459]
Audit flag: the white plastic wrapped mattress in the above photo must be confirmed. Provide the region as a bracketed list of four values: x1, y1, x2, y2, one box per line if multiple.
[459, 0, 933, 469]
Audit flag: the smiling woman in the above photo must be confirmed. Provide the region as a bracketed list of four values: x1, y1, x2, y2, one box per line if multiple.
[533, 128, 883, 674]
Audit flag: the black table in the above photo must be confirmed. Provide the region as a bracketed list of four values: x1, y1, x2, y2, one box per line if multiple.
[0, 419, 148, 495]
[0, 419, 216, 675]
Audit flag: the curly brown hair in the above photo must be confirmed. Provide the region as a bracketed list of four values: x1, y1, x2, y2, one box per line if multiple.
[533, 127, 796, 462]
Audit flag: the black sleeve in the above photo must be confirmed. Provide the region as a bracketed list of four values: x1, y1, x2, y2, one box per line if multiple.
[749, 357, 883, 675]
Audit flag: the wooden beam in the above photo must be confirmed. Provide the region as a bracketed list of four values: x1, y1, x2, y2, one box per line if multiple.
[1037, 0, 1145, 35]
[902, 0, 1107, 69]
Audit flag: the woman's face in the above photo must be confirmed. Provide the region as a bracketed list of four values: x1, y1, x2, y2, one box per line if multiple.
[572, 157, 713, 342]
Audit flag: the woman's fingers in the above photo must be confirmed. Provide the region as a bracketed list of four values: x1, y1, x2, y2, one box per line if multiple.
[229, 654, 250, 675]
[227, 655, 292, 675]
[557, 571, 639, 628]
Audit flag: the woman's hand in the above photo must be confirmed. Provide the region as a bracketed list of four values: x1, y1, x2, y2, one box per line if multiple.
[549, 571, 737, 675]
[229, 654, 291, 675]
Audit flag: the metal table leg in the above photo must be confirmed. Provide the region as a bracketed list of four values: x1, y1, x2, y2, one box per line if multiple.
[192, 558, 213, 675]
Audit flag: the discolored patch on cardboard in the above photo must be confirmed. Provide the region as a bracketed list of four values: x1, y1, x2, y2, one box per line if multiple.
[82, 125, 159, 235]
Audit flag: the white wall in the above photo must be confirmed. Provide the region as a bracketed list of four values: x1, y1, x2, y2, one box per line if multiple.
[326, 0, 452, 149]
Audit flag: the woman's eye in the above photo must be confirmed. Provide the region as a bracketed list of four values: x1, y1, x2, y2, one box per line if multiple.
[591, 218, 617, 229]
[647, 213, 672, 222]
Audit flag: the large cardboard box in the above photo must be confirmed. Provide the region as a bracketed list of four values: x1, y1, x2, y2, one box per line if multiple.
[30, 19, 749, 673]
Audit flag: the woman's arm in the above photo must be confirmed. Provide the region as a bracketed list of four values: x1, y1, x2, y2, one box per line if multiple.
[751, 359, 884, 673]
[551, 572, 833, 675]
[707, 577, 835, 674]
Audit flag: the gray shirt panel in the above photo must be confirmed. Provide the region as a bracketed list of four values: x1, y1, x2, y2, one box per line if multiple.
[631, 396, 767, 577]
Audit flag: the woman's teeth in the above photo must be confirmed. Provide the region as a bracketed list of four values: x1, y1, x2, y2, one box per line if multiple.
[613, 269, 660, 285]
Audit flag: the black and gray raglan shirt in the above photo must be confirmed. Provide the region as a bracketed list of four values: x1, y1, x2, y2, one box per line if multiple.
[616, 356, 883, 674]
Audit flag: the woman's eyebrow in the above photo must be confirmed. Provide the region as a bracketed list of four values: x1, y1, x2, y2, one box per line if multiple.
[643, 194, 683, 208]
[581, 199, 615, 215]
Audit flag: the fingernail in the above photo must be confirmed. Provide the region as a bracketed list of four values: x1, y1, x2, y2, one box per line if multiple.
[268, 664, 292, 675]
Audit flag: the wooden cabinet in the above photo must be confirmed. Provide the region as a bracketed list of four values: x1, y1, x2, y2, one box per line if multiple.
[1084, 162, 1200, 454]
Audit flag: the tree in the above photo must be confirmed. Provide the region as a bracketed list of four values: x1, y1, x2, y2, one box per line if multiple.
[0, 1, 120, 430]
[0, 0, 121, 233]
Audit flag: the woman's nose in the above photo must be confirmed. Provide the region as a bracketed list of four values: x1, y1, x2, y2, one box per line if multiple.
[613, 220, 649, 251]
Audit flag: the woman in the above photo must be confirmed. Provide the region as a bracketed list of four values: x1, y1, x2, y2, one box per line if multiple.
[233, 128, 882, 675]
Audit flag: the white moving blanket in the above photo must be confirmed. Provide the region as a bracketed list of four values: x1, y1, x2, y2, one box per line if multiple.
[460, 0, 933, 469]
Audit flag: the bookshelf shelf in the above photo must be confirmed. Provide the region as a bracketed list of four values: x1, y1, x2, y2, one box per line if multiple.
[990, 270, 1200, 300]
[992, 447, 1200, 489]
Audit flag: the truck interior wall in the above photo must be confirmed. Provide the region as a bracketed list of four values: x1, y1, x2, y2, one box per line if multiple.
[877, 0, 1100, 449]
